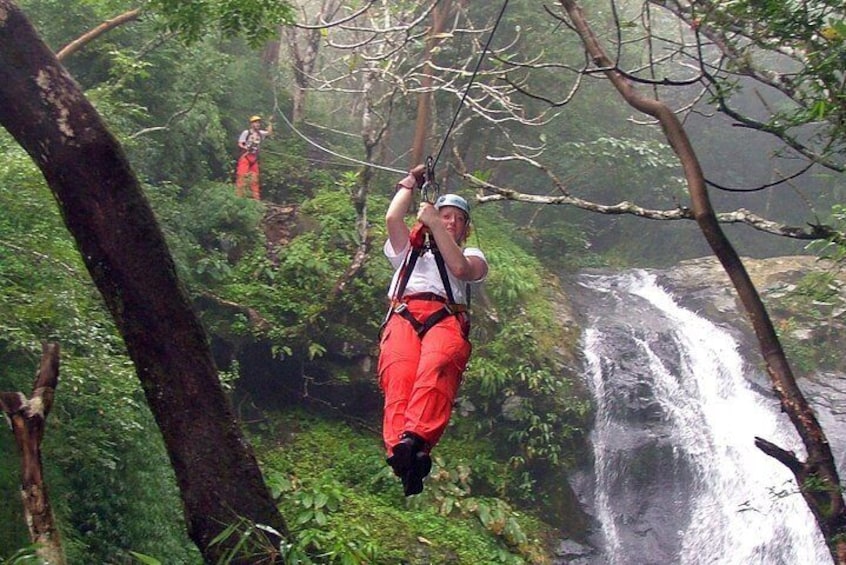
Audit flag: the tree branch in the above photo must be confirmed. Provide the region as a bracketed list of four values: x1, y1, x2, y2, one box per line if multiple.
[466, 163, 845, 242]
[558, 1, 846, 559]
[1, 342, 65, 565]
[56, 9, 142, 62]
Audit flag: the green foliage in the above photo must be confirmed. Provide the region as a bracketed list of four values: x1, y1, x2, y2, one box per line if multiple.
[271, 476, 379, 564]
[0, 135, 198, 563]
[0, 546, 43, 565]
[766, 267, 846, 373]
[93, 38, 237, 185]
[773, 206, 846, 372]
[205, 519, 284, 565]
[699, 1, 846, 140]
[258, 137, 337, 203]
[255, 412, 555, 564]
[209, 185, 390, 364]
[808, 204, 846, 264]
[128, 551, 163, 565]
[146, 0, 294, 47]
[564, 137, 686, 197]
[145, 180, 264, 288]
[291, 479, 344, 527]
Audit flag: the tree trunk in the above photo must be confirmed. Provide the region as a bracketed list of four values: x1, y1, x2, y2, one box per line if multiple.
[283, 0, 340, 126]
[0, 343, 65, 565]
[558, 1, 846, 562]
[0, 2, 288, 562]
[411, 0, 451, 166]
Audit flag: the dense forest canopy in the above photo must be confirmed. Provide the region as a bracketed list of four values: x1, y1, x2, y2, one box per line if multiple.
[1, 0, 844, 563]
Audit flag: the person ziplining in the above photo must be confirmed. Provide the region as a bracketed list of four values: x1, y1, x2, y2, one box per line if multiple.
[378, 161, 489, 496]
[257, 0, 505, 497]
[235, 114, 273, 200]
[374, 0, 508, 496]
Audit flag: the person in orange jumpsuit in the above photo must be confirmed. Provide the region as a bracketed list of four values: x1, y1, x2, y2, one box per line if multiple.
[378, 165, 488, 496]
[235, 115, 272, 200]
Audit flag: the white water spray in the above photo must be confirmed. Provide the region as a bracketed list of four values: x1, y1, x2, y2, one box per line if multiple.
[580, 270, 829, 564]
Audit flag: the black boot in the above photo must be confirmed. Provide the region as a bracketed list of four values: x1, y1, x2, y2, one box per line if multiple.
[387, 432, 423, 478]
[402, 450, 432, 496]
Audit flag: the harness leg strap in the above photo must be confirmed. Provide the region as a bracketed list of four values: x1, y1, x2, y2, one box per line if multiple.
[395, 305, 455, 339]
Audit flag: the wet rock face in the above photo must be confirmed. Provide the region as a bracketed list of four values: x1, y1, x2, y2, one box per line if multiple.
[656, 255, 817, 315]
[656, 255, 846, 371]
[565, 262, 838, 564]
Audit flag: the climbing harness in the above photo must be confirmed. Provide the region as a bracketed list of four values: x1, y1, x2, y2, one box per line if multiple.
[382, 156, 475, 340]
[386, 233, 469, 339]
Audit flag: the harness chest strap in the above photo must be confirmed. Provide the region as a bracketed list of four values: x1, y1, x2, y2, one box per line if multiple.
[387, 238, 470, 338]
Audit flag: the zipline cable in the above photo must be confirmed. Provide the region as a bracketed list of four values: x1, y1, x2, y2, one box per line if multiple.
[431, 0, 510, 170]
[264, 0, 511, 178]
[271, 101, 407, 175]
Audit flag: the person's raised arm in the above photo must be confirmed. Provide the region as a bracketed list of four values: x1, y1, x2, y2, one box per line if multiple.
[386, 165, 425, 253]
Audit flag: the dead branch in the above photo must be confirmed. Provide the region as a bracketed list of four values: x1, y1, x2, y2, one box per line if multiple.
[128, 90, 204, 139]
[469, 173, 844, 241]
[0, 342, 65, 565]
[56, 8, 142, 62]
[193, 292, 272, 334]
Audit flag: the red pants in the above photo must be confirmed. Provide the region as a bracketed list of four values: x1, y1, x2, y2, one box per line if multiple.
[378, 298, 471, 456]
[235, 153, 261, 199]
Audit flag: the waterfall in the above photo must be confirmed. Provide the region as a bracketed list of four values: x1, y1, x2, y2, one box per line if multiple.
[574, 270, 830, 564]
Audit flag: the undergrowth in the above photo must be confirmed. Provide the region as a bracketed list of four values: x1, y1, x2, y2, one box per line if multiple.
[253, 411, 557, 564]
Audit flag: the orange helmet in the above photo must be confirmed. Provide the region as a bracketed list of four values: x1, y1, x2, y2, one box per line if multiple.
[249, 115, 262, 122]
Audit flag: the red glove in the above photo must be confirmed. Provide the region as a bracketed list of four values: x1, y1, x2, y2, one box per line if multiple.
[409, 222, 428, 249]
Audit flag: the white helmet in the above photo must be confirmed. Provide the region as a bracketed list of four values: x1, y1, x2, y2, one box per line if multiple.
[435, 194, 470, 220]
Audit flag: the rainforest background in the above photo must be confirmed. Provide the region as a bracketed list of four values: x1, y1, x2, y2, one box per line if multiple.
[1, 0, 845, 563]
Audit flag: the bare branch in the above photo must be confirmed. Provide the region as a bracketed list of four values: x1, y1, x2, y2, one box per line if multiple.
[193, 292, 272, 334]
[292, 0, 376, 30]
[56, 8, 142, 62]
[0, 239, 80, 276]
[469, 171, 842, 240]
[128, 90, 204, 139]
[1, 342, 65, 565]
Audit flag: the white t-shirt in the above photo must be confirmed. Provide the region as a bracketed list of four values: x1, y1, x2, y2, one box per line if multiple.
[384, 239, 487, 304]
[238, 129, 270, 154]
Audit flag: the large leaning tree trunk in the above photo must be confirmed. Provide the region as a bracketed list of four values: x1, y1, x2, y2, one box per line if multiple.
[0, 2, 288, 562]
[557, 1, 846, 562]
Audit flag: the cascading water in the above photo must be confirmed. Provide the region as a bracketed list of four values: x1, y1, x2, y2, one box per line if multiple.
[571, 270, 830, 564]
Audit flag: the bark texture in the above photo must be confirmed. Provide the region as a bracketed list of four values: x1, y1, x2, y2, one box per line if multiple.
[0, 343, 65, 565]
[0, 2, 287, 562]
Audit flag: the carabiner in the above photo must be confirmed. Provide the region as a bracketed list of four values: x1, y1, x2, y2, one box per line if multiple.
[420, 155, 440, 203]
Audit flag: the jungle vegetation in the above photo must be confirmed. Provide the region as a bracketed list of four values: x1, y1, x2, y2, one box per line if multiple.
[0, 0, 844, 563]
